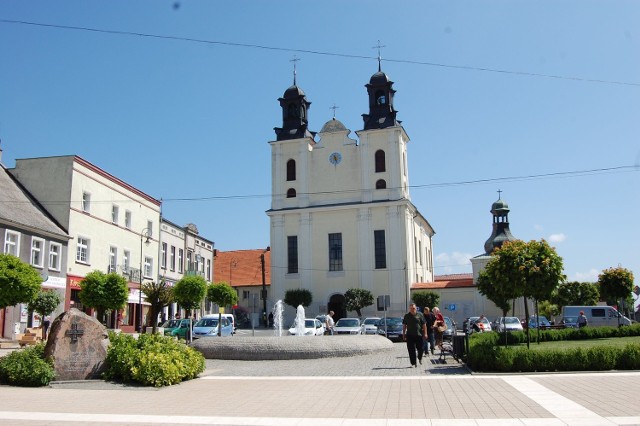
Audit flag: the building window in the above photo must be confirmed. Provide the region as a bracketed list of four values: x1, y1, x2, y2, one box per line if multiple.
[31, 237, 45, 268]
[161, 243, 167, 269]
[4, 230, 20, 255]
[187, 251, 193, 272]
[178, 249, 184, 273]
[125, 211, 132, 229]
[418, 240, 422, 265]
[76, 237, 90, 264]
[82, 192, 91, 213]
[286, 188, 297, 198]
[207, 259, 211, 281]
[170, 246, 176, 271]
[328, 233, 343, 272]
[147, 220, 153, 237]
[375, 179, 386, 189]
[144, 256, 153, 278]
[375, 150, 386, 172]
[109, 246, 117, 273]
[243, 290, 250, 300]
[48, 242, 61, 271]
[111, 205, 119, 224]
[286, 159, 296, 181]
[374, 230, 386, 269]
[123, 250, 130, 274]
[287, 236, 298, 274]
[375, 90, 386, 105]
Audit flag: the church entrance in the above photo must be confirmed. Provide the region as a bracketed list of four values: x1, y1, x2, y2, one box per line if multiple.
[328, 294, 346, 321]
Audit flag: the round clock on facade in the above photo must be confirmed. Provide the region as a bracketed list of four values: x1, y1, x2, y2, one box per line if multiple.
[329, 152, 342, 165]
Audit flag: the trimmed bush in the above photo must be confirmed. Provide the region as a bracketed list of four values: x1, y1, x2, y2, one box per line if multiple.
[0, 344, 55, 387]
[103, 332, 205, 387]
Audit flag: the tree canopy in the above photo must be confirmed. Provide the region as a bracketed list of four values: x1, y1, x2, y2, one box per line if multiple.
[142, 279, 173, 332]
[27, 290, 61, 319]
[172, 275, 207, 314]
[344, 288, 374, 317]
[551, 281, 600, 309]
[79, 271, 128, 323]
[598, 266, 634, 325]
[284, 289, 312, 309]
[0, 254, 42, 309]
[411, 291, 440, 312]
[207, 282, 238, 336]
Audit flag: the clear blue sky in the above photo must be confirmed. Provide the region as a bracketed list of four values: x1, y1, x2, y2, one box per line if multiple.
[1, 1, 638, 284]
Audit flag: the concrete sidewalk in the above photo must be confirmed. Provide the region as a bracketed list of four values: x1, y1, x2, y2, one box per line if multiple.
[1, 342, 640, 425]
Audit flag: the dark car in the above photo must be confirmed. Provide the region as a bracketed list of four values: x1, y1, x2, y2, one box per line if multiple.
[443, 316, 457, 341]
[377, 317, 403, 342]
[528, 315, 551, 329]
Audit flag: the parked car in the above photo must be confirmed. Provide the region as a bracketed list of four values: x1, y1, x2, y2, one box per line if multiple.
[561, 316, 578, 329]
[192, 317, 233, 338]
[377, 317, 403, 341]
[201, 314, 236, 334]
[561, 305, 633, 327]
[494, 316, 524, 332]
[162, 319, 193, 338]
[360, 317, 381, 335]
[464, 316, 492, 334]
[334, 318, 362, 335]
[288, 318, 325, 336]
[443, 316, 457, 341]
[528, 315, 551, 329]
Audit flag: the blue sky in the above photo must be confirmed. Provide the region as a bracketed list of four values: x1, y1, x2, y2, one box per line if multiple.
[1, 1, 638, 283]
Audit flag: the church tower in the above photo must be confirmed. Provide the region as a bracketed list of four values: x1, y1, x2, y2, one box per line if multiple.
[268, 64, 435, 320]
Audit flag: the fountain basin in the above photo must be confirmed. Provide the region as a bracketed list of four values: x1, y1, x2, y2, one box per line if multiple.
[191, 335, 394, 360]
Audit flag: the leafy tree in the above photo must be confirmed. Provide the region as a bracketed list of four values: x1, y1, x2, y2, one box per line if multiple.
[0, 254, 42, 309]
[537, 299, 559, 321]
[142, 279, 173, 333]
[411, 291, 440, 312]
[27, 290, 61, 321]
[598, 267, 634, 326]
[207, 282, 238, 336]
[476, 270, 518, 320]
[344, 288, 374, 317]
[551, 281, 599, 310]
[284, 289, 312, 309]
[172, 276, 207, 318]
[79, 271, 128, 324]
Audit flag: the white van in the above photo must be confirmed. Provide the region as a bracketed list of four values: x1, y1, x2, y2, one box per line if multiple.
[203, 313, 236, 333]
[561, 306, 632, 328]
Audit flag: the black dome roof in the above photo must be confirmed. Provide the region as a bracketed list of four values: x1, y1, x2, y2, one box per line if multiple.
[369, 71, 390, 85]
[283, 85, 305, 99]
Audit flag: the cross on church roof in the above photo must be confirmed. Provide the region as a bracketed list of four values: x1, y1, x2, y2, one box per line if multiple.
[65, 322, 84, 343]
[290, 55, 300, 85]
[330, 103, 339, 119]
[372, 40, 386, 72]
[497, 189, 502, 199]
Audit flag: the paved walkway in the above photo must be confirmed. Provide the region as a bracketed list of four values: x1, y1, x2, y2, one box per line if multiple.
[1, 340, 640, 425]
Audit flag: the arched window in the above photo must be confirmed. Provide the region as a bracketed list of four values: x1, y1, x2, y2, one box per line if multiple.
[286, 159, 296, 181]
[376, 179, 386, 189]
[375, 150, 386, 172]
[375, 90, 386, 105]
[287, 103, 298, 118]
[286, 188, 297, 198]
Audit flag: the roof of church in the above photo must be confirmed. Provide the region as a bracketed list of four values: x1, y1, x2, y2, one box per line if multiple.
[319, 118, 348, 133]
[282, 85, 306, 99]
[369, 71, 391, 85]
[214, 248, 271, 287]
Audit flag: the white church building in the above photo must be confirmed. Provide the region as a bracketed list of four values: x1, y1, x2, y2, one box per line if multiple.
[267, 64, 435, 320]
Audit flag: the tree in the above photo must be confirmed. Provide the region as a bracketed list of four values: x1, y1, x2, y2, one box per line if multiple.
[551, 281, 599, 310]
[142, 279, 173, 333]
[284, 289, 312, 309]
[477, 240, 565, 347]
[172, 275, 207, 318]
[598, 266, 634, 327]
[27, 290, 61, 321]
[207, 282, 238, 336]
[0, 254, 42, 309]
[477, 270, 517, 319]
[344, 288, 374, 317]
[411, 291, 440, 312]
[79, 271, 128, 324]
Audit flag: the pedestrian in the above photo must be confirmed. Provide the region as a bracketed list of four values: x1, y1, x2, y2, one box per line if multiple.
[433, 306, 445, 350]
[423, 307, 436, 356]
[325, 311, 335, 335]
[402, 303, 427, 368]
[268, 312, 274, 328]
[42, 316, 51, 340]
[577, 311, 588, 328]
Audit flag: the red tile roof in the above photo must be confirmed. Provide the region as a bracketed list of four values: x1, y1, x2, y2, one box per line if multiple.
[214, 249, 271, 287]
[411, 279, 475, 289]
[434, 273, 473, 281]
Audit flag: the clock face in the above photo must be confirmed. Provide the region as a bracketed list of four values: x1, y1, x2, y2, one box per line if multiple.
[329, 152, 342, 165]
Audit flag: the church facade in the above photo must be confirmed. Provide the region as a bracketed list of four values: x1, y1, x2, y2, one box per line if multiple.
[267, 66, 435, 320]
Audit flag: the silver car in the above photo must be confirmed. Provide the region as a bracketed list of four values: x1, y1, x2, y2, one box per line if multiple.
[334, 318, 362, 335]
[360, 317, 381, 335]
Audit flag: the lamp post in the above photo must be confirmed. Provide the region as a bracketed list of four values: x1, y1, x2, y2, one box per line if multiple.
[261, 246, 270, 328]
[139, 228, 151, 334]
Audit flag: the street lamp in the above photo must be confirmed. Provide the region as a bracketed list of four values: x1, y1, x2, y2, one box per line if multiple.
[261, 246, 270, 328]
[139, 228, 151, 334]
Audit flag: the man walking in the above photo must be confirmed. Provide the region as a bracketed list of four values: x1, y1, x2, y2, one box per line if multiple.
[423, 307, 436, 355]
[402, 303, 427, 368]
[325, 311, 335, 335]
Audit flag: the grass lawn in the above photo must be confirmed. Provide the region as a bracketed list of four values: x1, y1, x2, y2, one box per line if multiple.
[519, 336, 640, 351]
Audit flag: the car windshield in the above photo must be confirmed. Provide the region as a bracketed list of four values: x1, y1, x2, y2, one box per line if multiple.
[305, 320, 316, 328]
[563, 316, 577, 323]
[444, 317, 453, 328]
[504, 317, 519, 324]
[336, 319, 359, 327]
[363, 318, 379, 325]
[381, 318, 402, 326]
[195, 319, 219, 327]
[162, 320, 180, 328]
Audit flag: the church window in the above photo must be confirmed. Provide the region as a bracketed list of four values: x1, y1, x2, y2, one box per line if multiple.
[287, 103, 299, 118]
[286, 188, 296, 198]
[418, 240, 422, 265]
[328, 233, 343, 271]
[375, 179, 386, 189]
[375, 90, 386, 105]
[374, 230, 386, 269]
[375, 150, 386, 172]
[287, 236, 298, 274]
[286, 159, 296, 181]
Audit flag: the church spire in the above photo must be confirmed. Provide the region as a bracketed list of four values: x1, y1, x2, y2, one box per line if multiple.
[362, 41, 399, 130]
[274, 58, 315, 141]
[483, 191, 517, 255]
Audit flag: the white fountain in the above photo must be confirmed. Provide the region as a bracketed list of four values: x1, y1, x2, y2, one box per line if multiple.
[273, 300, 284, 337]
[294, 305, 306, 336]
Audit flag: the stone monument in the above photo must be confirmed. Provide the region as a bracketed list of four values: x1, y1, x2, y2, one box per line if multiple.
[44, 308, 110, 381]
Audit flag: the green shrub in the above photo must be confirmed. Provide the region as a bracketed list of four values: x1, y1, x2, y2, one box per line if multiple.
[103, 332, 205, 387]
[0, 344, 55, 387]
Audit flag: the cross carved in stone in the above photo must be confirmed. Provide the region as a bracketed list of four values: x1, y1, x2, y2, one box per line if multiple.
[65, 322, 84, 343]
